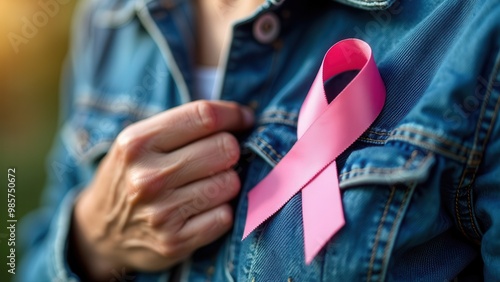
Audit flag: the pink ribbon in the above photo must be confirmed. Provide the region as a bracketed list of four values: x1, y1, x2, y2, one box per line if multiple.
[242, 39, 386, 264]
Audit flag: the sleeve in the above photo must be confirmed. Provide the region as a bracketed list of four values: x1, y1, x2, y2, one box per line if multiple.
[16, 0, 175, 279]
[16, 1, 98, 281]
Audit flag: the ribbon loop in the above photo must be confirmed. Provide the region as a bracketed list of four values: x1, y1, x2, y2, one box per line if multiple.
[243, 39, 386, 264]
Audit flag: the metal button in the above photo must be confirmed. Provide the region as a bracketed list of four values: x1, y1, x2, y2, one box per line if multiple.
[253, 12, 280, 44]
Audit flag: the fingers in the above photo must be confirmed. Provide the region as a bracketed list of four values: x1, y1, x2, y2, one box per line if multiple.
[126, 100, 254, 152]
[125, 131, 240, 200]
[177, 204, 234, 250]
[134, 170, 239, 263]
[99, 101, 252, 269]
[151, 204, 233, 260]
[149, 170, 240, 228]
[161, 131, 241, 187]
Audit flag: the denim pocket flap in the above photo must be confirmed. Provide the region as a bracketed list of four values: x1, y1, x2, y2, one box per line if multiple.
[339, 145, 435, 189]
[61, 90, 147, 164]
[243, 109, 299, 168]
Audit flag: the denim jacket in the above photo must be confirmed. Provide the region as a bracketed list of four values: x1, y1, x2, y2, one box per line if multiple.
[18, 0, 500, 281]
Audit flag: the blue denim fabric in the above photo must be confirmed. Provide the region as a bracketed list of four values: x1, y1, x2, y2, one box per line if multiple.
[18, 0, 500, 281]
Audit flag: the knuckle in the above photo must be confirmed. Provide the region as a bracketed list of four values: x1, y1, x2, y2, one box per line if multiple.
[158, 159, 185, 189]
[210, 171, 240, 198]
[216, 205, 233, 228]
[224, 170, 241, 195]
[158, 240, 179, 258]
[126, 171, 148, 200]
[146, 206, 171, 228]
[158, 232, 185, 257]
[115, 126, 144, 160]
[193, 101, 217, 131]
[217, 132, 240, 166]
[127, 168, 164, 200]
[197, 181, 219, 204]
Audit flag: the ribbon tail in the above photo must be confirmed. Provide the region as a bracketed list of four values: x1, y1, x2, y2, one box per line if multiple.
[242, 149, 305, 239]
[302, 161, 345, 264]
[242, 186, 265, 239]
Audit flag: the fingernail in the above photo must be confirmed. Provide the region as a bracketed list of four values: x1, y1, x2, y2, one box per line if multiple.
[241, 106, 255, 126]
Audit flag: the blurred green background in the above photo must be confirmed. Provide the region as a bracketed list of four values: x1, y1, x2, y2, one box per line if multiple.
[0, 0, 77, 280]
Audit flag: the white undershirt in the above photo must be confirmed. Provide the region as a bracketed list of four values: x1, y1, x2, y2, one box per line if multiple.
[193, 66, 218, 100]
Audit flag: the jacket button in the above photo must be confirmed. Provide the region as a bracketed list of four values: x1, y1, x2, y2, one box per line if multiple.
[253, 12, 280, 44]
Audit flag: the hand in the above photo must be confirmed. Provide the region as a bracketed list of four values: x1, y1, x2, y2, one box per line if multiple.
[69, 101, 254, 280]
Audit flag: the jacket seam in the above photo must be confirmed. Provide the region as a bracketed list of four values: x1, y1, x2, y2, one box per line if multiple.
[339, 151, 428, 179]
[256, 136, 284, 161]
[379, 184, 413, 282]
[455, 48, 500, 242]
[247, 222, 270, 281]
[366, 185, 396, 282]
[260, 110, 299, 118]
[467, 57, 500, 238]
[75, 95, 151, 120]
[390, 126, 471, 157]
[259, 118, 298, 127]
[358, 137, 386, 144]
[135, 0, 191, 104]
[248, 139, 278, 165]
[366, 129, 391, 136]
[387, 135, 468, 163]
[365, 154, 418, 280]
[366, 184, 413, 282]
[335, 0, 394, 9]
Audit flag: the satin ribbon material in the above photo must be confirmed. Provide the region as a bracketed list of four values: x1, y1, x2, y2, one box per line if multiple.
[242, 39, 386, 264]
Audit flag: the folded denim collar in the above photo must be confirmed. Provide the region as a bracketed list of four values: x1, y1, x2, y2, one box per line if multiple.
[96, 0, 396, 29]
[152, 0, 398, 11]
[330, 0, 396, 10]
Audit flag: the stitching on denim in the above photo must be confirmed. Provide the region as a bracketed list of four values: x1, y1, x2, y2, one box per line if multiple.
[349, 156, 419, 282]
[387, 135, 468, 162]
[261, 110, 299, 118]
[390, 126, 471, 156]
[455, 167, 473, 242]
[379, 185, 412, 282]
[468, 57, 500, 239]
[455, 51, 500, 242]
[247, 222, 269, 281]
[256, 136, 283, 160]
[466, 186, 479, 238]
[340, 166, 409, 177]
[334, 0, 394, 10]
[391, 126, 469, 152]
[76, 96, 149, 120]
[249, 139, 279, 165]
[405, 151, 419, 169]
[366, 129, 391, 136]
[258, 45, 280, 102]
[358, 137, 386, 144]
[366, 186, 396, 282]
[468, 87, 500, 235]
[259, 118, 298, 127]
[339, 152, 432, 179]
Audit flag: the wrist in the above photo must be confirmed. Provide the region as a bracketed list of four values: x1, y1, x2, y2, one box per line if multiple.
[68, 189, 121, 281]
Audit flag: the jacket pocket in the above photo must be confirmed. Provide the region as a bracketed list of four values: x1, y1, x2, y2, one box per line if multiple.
[61, 89, 151, 165]
[322, 145, 435, 282]
[238, 113, 436, 282]
[244, 110, 299, 168]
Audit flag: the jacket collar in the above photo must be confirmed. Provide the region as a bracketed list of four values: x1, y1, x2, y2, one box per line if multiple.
[333, 0, 396, 10]
[93, 0, 395, 29]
